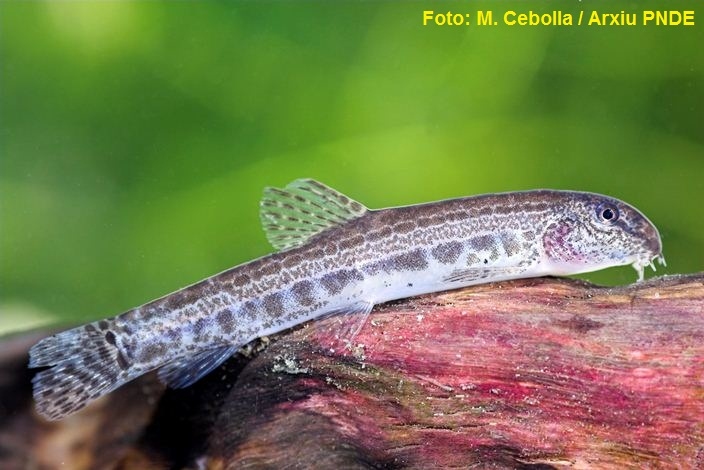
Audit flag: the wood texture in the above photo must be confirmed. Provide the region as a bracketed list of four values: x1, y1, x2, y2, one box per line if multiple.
[2, 274, 703, 469]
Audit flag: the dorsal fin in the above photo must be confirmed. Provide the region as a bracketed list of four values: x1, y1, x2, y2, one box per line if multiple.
[260, 179, 368, 251]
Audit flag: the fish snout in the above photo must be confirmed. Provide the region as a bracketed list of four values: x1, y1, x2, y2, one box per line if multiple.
[641, 219, 663, 260]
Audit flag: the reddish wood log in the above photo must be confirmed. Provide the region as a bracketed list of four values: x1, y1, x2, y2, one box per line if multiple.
[2, 274, 703, 469]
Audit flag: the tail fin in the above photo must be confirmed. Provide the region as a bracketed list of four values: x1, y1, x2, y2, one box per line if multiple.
[29, 322, 133, 420]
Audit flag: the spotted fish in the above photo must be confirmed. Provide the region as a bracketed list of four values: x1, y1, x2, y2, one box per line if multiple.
[29, 179, 665, 420]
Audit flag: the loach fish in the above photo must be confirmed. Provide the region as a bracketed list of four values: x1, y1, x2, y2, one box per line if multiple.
[29, 179, 665, 420]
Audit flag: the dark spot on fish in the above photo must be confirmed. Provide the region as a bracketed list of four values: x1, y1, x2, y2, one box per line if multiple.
[98, 320, 109, 330]
[337, 237, 354, 250]
[466, 253, 480, 266]
[323, 242, 338, 256]
[363, 260, 383, 275]
[282, 253, 303, 269]
[104, 331, 116, 345]
[194, 318, 208, 336]
[484, 259, 488, 264]
[232, 274, 251, 287]
[85, 324, 97, 333]
[320, 269, 364, 295]
[160, 288, 205, 311]
[138, 343, 167, 363]
[291, 280, 316, 306]
[166, 329, 182, 343]
[469, 235, 495, 251]
[366, 225, 393, 242]
[432, 241, 464, 264]
[389, 249, 428, 272]
[258, 262, 278, 277]
[394, 221, 415, 234]
[500, 233, 521, 257]
[240, 301, 258, 321]
[116, 351, 130, 370]
[338, 234, 365, 250]
[407, 283, 413, 287]
[217, 309, 234, 328]
[364, 250, 428, 274]
[263, 292, 285, 314]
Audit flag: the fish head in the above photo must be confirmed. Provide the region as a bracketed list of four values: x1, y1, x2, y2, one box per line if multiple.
[541, 192, 665, 281]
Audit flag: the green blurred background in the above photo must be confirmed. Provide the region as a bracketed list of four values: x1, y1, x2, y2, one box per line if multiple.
[1, 1, 702, 334]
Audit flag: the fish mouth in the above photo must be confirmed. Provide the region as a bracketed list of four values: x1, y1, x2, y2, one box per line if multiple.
[631, 252, 666, 282]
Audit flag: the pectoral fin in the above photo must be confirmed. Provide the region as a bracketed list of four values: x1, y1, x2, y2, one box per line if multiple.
[314, 300, 375, 352]
[158, 345, 238, 389]
[443, 266, 526, 284]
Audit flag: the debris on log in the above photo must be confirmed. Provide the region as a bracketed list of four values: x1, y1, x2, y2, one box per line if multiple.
[1, 274, 703, 469]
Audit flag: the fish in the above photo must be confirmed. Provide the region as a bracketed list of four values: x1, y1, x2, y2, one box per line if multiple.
[29, 179, 665, 420]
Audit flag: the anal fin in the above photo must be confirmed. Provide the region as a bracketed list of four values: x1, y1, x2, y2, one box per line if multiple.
[158, 345, 238, 389]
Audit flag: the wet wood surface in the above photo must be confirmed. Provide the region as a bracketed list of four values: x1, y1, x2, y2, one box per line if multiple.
[2, 274, 703, 469]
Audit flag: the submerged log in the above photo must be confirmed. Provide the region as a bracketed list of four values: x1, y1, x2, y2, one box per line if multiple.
[1, 274, 703, 469]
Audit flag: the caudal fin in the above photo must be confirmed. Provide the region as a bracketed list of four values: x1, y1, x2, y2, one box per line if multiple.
[29, 322, 133, 420]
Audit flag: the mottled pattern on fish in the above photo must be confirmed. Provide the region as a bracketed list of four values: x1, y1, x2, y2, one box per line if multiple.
[29, 180, 665, 420]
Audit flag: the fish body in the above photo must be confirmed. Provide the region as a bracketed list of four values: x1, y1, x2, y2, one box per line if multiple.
[29, 180, 665, 420]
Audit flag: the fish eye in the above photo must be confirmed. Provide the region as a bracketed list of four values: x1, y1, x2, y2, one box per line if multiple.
[597, 203, 619, 223]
